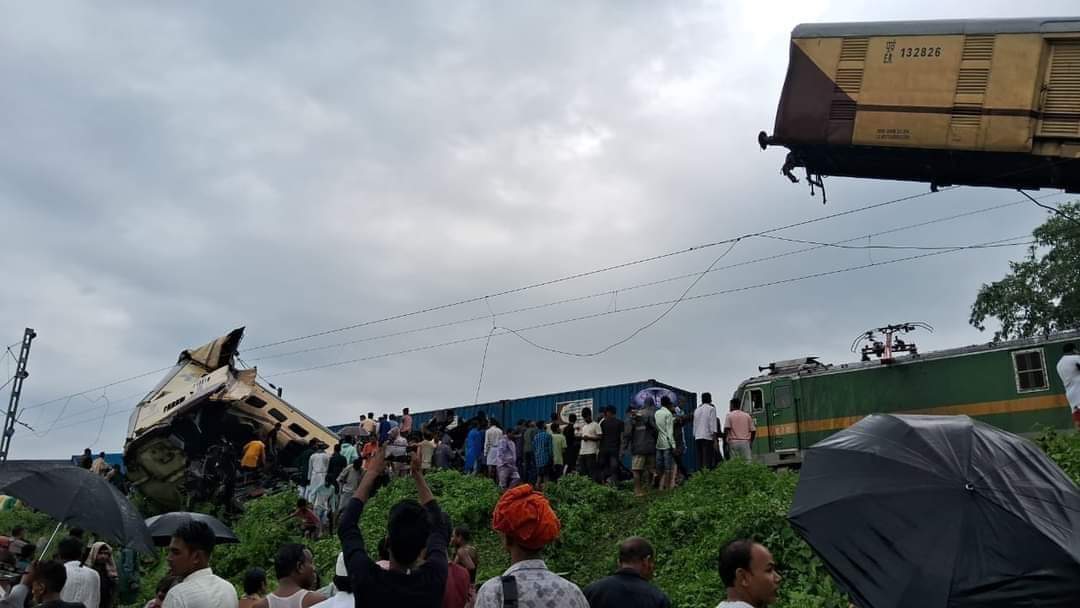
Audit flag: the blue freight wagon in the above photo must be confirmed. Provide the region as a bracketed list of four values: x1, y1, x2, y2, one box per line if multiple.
[409, 378, 700, 471]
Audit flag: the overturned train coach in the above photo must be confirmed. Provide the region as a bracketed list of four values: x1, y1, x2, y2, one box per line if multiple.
[759, 17, 1080, 195]
[124, 328, 337, 509]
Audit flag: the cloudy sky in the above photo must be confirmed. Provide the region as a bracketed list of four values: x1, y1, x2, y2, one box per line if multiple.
[3, 1, 1077, 458]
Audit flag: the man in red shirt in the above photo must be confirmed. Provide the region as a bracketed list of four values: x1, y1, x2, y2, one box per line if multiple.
[441, 562, 472, 608]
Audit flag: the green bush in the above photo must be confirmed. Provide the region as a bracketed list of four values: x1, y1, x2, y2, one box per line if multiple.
[1035, 428, 1080, 485]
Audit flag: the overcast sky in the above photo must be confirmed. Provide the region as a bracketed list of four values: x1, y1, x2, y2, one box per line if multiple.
[3, 1, 1077, 459]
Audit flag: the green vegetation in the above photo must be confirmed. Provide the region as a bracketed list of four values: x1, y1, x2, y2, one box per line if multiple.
[2, 433, 1078, 607]
[969, 202, 1080, 340]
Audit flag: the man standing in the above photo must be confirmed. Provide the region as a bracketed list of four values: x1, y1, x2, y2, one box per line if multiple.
[495, 428, 520, 490]
[91, 452, 109, 476]
[550, 422, 567, 480]
[465, 420, 485, 475]
[474, 485, 588, 608]
[724, 399, 756, 462]
[578, 409, 602, 480]
[434, 434, 453, 470]
[716, 539, 782, 608]
[522, 421, 538, 484]
[484, 420, 504, 479]
[653, 398, 676, 490]
[58, 537, 99, 608]
[306, 445, 330, 501]
[583, 537, 670, 608]
[532, 421, 554, 490]
[257, 544, 326, 607]
[1057, 344, 1080, 431]
[563, 414, 580, 474]
[326, 445, 347, 492]
[401, 408, 413, 435]
[598, 407, 625, 485]
[163, 521, 239, 608]
[624, 402, 658, 497]
[361, 413, 378, 438]
[295, 440, 317, 499]
[338, 443, 451, 607]
[340, 439, 358, 467]
[377, 416, 392, 443]
[693, 393, 719, 471]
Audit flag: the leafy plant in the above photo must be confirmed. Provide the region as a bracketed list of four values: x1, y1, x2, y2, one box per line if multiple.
[969, 202, 1080, 340]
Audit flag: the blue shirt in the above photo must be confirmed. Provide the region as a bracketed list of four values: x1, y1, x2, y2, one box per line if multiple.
[465, 428, 485, 470]
[533, 430, 553, 467]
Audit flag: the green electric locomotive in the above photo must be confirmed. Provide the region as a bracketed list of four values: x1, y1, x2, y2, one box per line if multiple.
[734, 326, 1077, 466]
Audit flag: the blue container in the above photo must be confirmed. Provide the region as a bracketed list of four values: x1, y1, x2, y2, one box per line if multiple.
[410, 378, 700, 472]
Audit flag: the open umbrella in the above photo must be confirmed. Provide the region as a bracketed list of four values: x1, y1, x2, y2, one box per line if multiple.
[145, 512, 239, 547]
[0, 461, 154, 554]
[789, 414, 1080, 608]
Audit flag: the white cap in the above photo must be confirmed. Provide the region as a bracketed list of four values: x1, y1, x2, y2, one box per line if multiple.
[336, 552, 347, 577]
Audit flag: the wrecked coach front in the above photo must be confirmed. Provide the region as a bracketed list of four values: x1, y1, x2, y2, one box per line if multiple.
[123, 328, 338, 510]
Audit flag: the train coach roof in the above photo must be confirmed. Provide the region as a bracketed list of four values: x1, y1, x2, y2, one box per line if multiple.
[793, 17, 1080, 39]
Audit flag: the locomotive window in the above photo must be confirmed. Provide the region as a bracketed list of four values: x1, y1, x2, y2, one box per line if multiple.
[245, 396, 266, 408]
[742, 388, 765, 413]
[288, 423, 309, 437]
[268, 408, 288, 422]
[774, 385, 793, 409]
[1012, 349, 1049, 393]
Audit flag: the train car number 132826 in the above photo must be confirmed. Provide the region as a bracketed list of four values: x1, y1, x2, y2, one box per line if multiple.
[899, 46, 942, 58]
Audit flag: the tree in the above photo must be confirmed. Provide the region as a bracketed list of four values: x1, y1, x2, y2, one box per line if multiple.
[969, 202, 1080, 341]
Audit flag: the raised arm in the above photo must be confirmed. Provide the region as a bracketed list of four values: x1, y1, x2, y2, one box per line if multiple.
[411, 447, 434, 505]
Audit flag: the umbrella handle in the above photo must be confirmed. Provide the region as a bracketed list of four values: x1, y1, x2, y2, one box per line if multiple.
[40, 521, 63, 560]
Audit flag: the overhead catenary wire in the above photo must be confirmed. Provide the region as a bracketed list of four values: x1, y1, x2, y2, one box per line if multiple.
[242, 188, 947, 354]
[490, 238, 743, 358]
[20, 366, 174, 413]
[249, 192, 1063, 364]
[20, 189, 1066, 416]
[262, 232, 1034, 379]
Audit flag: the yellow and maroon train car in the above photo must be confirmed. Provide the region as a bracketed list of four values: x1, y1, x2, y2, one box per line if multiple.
[759, 17, 1080, 195]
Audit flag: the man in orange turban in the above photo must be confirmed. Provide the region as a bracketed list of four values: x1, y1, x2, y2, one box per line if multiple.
[474, 485, 588, 608]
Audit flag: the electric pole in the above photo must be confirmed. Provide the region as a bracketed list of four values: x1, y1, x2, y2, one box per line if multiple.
[1, 328, 37, 463]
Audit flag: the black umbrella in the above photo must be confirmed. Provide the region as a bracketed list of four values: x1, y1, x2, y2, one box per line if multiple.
[0, 461, 154, 553]
[789, 414, 1080, 608]
[145, 512, 239, 547]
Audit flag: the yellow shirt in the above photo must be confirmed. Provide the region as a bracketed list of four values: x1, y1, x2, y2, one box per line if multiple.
[241, 441, 265, 468]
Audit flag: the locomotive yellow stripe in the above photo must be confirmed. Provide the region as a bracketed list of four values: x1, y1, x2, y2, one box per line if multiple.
[757, 394, 1068, 438]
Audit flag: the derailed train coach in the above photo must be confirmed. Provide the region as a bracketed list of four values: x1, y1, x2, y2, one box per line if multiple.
[124, 328, 338, 509]
[759, 17, 1080, 196]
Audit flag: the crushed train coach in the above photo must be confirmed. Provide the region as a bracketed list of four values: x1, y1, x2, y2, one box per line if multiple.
[123, 328, 337, 510]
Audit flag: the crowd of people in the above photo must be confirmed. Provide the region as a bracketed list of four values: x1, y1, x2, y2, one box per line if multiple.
[260, 391, 758, 533]
[116, 444, 780, 608]
[0, 529, 130, 608]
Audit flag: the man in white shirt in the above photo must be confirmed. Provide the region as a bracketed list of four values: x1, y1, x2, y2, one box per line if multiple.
[311, 553, 353, 608]
[484, 420, 504, 479]
[1057, 343, 1080, 431]
[58, 536, 99, 608]
[693, 393, 720, 471]
[577, 408, 602, 480]
[716, 539, 781, 608]
[163, 521, 238, 608]
[306, 447, 331, 501]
